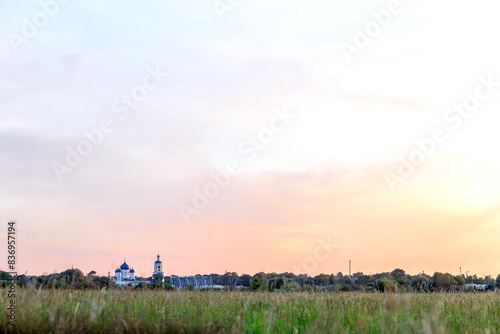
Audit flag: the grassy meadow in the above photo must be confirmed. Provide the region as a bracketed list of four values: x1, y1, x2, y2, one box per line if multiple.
[2, 289, 500, 333]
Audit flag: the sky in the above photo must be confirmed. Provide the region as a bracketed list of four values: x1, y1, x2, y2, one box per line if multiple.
[1, 0, 500, 278]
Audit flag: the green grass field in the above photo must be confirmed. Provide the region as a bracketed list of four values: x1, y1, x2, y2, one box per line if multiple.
[2, 289, 500, 333]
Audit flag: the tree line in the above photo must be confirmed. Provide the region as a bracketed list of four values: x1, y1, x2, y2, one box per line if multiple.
[2, 268, 500, 292]
[206, 270, 500, 292]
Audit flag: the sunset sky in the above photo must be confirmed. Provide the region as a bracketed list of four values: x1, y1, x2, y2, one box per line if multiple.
[1, 0, 500, 278]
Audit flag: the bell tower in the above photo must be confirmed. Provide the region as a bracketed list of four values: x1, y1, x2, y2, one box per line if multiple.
[154, 253, 163, 275]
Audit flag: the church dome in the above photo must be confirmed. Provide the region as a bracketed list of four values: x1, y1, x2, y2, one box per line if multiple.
[120, 262, 129, 270]
[115, 268, 120, 273]
[130, 268, 135, 273]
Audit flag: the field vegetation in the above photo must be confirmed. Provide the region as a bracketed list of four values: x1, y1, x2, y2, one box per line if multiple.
[2, 289, 500, 333]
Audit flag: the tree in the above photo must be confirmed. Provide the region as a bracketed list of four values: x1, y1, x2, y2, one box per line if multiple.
[152, 273, 164, 284]
[454, 275, 466, 286]
[496, 274, 500, 289]
[391, 268, 407, 285]
[279, 272, 297, 280]
[87, 270, 97, 277]
[313, 274, 330, 286]
[334, 272, 343, 285]
[267, 277, 299, 292]
[356, 275, 375, 289]
[295, 274, 309, 286]
[433, 272, 457, 291]
[218, 272, 238, 286]
[473, 277, 486, 284]
[250, 276, 261, 291]
[0, 271, 12, 281]
[342, 276, 353, 286]
[238, 274, 252, 287]
[374, 272, 393, 280]
[92, 276, 112, 289]
[16, 275, 29, 288]
[280, 279, 300, 292]
[374, 278, 396, 292]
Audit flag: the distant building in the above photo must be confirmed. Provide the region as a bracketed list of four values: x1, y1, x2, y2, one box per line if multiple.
[465, 283, 494, 291]
[107, 254, 214, 289]
[152, 254, 164, 281]
[109, 260, 139, 286]
[168, 275, 214, 290]
[151, 254, 213, 289]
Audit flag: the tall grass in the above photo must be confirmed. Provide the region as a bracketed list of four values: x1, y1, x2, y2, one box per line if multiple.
[2, 289, 500, 333]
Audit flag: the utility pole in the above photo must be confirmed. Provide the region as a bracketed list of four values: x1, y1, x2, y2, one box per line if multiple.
[460, 267, 461, 276]
[349, 260, 351, 277]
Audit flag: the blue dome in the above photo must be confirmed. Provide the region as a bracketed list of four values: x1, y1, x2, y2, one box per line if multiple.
[120, 262, 129, 270]
[115, 268, 120, 272]
[130, 268, 135, 273]
[155, 260, 161, 264]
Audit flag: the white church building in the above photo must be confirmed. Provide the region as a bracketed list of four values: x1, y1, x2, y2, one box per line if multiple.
[108, 254, 213, 289]
[109, 259, 138, 286]
[108, 255, 164, 286]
